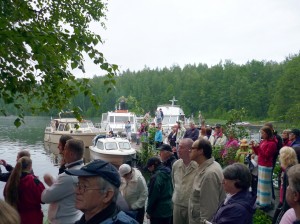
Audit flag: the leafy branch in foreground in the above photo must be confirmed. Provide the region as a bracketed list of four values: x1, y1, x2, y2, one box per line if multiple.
[0, 0, 118, 127]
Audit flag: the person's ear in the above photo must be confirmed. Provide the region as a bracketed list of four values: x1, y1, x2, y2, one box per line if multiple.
[103, 189, 114, 203]
[293, 191, 300, 203]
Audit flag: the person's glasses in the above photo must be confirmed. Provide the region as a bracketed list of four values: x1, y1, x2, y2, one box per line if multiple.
[75, 183, 102, 193]
[189, 147, 198, 152]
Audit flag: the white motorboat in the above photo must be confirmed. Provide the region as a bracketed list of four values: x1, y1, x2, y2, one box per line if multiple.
[89, 137, 136, 167]
[96, 109, 138, 138]
[44, 117, 103, 148]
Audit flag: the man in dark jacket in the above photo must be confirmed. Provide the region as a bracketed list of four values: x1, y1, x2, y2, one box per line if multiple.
[183, 121, 199, 141]
[290, 129, 300, 147]
[146, 157, 173, 224]
[158, 144, 177, 171]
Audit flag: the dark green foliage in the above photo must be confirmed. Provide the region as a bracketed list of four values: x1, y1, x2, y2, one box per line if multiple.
[253, 209, 272, 224]
[0, 0, 118, 125]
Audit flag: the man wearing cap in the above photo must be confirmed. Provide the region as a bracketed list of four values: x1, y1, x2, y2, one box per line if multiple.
[145, 157, 173, 224]
[209, 124, 227, 147]
[290, 129, 300, 148]
[189, 139, 225, 224]
[183, 121, 199, 141]
[118, 164, 148, 224]
[158, 144, 177, 171]
[66, 159, 138, 224]
[42, 139, 84, 224]
[172, 138, 198, 224]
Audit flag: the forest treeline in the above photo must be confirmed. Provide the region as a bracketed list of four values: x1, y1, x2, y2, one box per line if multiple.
[2, 54, 300, 124]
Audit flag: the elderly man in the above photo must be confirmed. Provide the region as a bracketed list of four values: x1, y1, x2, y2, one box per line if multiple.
[189, 139, 225, 224]
[172, 138, 198, 224]
[158, 144, 177, 171]
[42, 139, 84, 224]
[66, 159, 138, 224]
[286, 164, 300, 224]
[183, 121, 199, 141]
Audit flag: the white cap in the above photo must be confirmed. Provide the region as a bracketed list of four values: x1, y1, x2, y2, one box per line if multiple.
[119, 164, 131, 177]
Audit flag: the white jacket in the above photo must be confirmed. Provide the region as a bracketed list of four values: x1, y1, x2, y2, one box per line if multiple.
[120, 168, 148, 210]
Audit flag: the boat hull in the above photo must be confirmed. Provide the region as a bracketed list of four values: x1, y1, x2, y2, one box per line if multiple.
[44, 131, 99, 148]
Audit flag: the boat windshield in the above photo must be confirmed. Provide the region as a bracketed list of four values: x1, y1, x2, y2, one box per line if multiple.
[96, 141, 104, 150]
[162, 115, 179, 125]
[105, 142, 118, 150]
[118, 142, 131, 150]
[79, 122, 94, 128]
[110, 116, 134, 123]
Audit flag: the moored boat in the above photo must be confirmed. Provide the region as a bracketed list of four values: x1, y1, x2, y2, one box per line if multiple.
[97, 110, 138, 138]
[44, 116, 103, 148]
[89, 137, 136, 167]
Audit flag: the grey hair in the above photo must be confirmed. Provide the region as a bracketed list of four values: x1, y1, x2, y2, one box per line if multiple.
[223, 163, 251, 190]
[96, 176, 119, 203]
[288, 164, 300, 194]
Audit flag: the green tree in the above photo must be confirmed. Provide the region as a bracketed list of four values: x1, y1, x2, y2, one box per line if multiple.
[0, 0, 117, 126]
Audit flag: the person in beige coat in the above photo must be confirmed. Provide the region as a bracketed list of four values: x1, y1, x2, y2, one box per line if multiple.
[119, 164, 148, 224]
[172, 138, 198, 224]
[189, 139, 225, 224]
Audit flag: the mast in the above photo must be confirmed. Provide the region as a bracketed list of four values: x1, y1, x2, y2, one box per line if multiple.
[169, 96, 178, 106]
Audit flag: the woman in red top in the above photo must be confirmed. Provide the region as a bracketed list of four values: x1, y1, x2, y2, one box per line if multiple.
[4, 156, 45, 224]
[252, 126, 277, 211]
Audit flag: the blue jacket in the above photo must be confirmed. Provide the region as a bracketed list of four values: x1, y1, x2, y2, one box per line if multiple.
[291, 137, 300, 147]
[155, 130, 162, 143]
[211, 190, 256, 224]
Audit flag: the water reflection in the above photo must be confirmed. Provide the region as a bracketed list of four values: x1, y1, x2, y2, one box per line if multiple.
[0, 116, 59, 200]
[44, 142, 63, 166]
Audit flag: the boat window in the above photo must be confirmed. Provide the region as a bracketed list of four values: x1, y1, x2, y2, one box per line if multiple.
[58, 124, 64, 131]
[119, 142, 131, 150]
[162, 116, 178, 125]
[105, 142, 118, 150]
[115, 116, 128, 123]
[130, 117, 134, 123]
[96, 141, 104, 150]
[87, 122, 94, 128]
[102, 113, 108, 121]
[80, 123, 88, 128]
[110, 116, 114, 122]
[64, 123, 70, 131]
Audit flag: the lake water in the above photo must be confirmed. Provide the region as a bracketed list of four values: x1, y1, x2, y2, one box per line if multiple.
[0, 116, 64, 216]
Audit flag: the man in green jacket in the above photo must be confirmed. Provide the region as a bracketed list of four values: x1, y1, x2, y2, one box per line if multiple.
[145, 157, 173, 224]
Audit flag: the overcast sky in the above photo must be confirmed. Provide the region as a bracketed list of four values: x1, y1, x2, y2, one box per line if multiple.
[75, 0, 300, 78]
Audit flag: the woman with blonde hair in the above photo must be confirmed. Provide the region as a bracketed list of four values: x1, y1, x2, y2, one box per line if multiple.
[273, 146, 298, 224]
[0, 199, 20, 224]
[4, 156, 45, 224]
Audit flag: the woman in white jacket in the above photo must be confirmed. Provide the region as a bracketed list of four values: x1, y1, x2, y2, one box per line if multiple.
[119, 164, 148, 224]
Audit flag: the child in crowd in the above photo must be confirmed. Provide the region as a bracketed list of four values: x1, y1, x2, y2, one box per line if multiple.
[235, 139, 251, 163]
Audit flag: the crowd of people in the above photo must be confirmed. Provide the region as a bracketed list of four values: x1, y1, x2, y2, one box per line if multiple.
[1, 122, 300, 224]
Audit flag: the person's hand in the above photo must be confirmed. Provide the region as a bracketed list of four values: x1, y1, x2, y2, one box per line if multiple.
[172, 147, 177, 153]
[0, 159, 7, 166]
[251, 154, 256, 159]
[44, 173, 54, 187]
